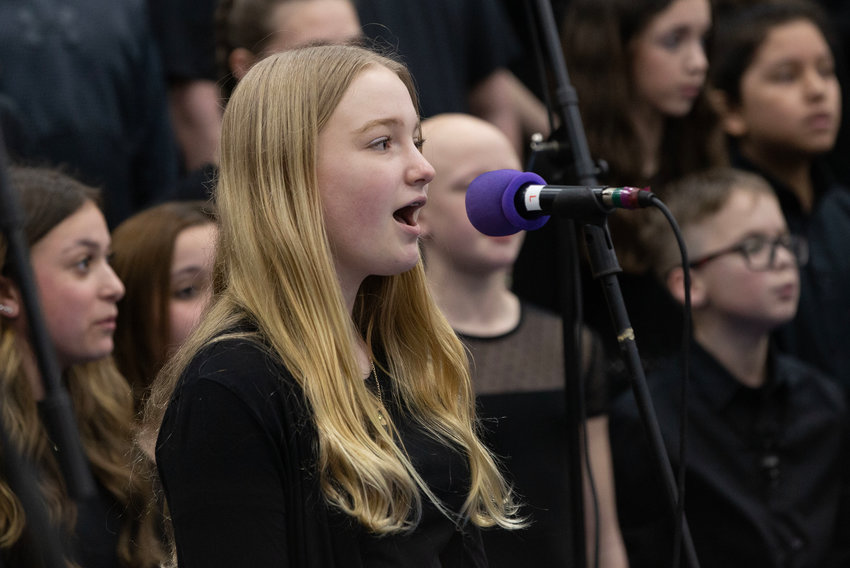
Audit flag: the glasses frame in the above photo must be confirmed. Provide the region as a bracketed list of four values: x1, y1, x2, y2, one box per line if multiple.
[688, 233, 809, 271]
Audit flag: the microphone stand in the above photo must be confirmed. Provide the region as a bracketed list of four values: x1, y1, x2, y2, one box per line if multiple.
[0, 420, 67, 568]
[0, 130, 95, 565]
[527, 1, 700, 566]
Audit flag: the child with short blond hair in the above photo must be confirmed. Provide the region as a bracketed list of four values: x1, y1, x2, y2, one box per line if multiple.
[610, 167, 850, 567]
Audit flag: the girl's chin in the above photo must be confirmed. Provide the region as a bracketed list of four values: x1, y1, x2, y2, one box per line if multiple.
[380, 254, 422, 277]
[663, 102, 696, 118]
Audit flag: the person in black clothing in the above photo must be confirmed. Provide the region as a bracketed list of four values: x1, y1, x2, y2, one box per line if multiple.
[513, 0, 725, 401]
[610, 168, 850, 567]
[0, 0, 178, 227]
[709, 0, 850, 391]
[141, 45, 523, 567]
[356, 0, 549, 156]
[148, 0, 221, 174]
[419, 113, 629, 567]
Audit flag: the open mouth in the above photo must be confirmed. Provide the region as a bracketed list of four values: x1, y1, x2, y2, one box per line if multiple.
[393, 202, 423, 226]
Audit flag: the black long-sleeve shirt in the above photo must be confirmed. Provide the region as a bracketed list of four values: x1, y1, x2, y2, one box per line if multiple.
[610, 341, 850, 567]
[156, 335, 486, 567]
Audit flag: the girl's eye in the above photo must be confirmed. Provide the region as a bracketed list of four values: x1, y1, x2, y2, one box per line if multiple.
[173, 286, 198, 300]
[769, 66, 797, 83]
[414, 138, 425, 151]
[370, 137, 390, 151]
[658, 30, 685, 50]
[818, 61, 836, 78]
[75, 256, 93, 273]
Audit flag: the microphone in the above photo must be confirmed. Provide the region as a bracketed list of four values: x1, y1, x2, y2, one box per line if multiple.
[465, 169, 655, 236]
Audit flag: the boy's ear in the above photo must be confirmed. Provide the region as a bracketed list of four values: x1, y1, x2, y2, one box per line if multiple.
[229, 48, 259, 81]
[666, 266, 708, 309]
[0, 275, 21, 318]
[707, 88, 748, 138]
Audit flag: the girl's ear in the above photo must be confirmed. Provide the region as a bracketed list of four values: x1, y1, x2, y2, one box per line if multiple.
[666, 266, 708, 309]
[229, 47, 259, 81]
[0, 275, 21, 318]
[707, 88, 748, 138]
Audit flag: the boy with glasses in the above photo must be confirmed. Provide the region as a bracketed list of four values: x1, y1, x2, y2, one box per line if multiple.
[608, 167, 850, 567]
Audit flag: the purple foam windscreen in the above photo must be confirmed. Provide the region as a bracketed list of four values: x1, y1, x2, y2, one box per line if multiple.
[465, 169, 550, 236]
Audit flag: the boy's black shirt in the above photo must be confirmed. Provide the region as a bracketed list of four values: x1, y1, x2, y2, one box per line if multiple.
[610, 340, 850, 568]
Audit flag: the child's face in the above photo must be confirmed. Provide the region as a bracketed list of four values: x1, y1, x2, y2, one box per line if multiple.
[316, 65, 434, 295]
[168, 223, 217, 351]
[687, 189, 800, 334]
[630, 0, 711, 118]
[27, 201, 125, 369]
[419, 116, 524, 275]
[727, 19, 840, 157]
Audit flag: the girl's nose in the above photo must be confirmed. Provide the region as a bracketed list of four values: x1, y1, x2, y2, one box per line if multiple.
[687, 39, 708, 76]
[103, 264, 126, 302]
[409, 147, 435, 186]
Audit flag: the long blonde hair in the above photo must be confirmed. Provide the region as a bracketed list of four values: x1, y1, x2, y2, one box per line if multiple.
[0, 167, 164, 566]
[143, 45, 521, 533]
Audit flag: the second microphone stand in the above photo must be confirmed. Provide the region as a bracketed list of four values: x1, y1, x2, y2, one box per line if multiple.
[527, 1, 700, 566]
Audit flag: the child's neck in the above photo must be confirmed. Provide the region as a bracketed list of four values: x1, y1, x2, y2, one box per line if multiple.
[631, 105, 664, 179]
[694, 320, 770, 388]
[425, 261, 520, 337]
[740, 142, 815, 213]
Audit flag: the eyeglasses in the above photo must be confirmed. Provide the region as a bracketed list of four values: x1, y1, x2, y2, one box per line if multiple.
[688, 234, 809, 271]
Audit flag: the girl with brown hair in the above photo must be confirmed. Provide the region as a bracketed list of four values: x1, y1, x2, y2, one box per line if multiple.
[0, 166, 164, 567]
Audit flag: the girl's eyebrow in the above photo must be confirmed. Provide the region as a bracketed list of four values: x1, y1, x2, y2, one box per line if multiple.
[60, 239, 102, 254]
[354, 117, 402, 134]
[172, 265, 204, 278]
